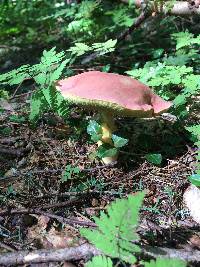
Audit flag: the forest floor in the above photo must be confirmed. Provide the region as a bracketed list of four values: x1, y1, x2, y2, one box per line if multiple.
[0, 80, 200, 267]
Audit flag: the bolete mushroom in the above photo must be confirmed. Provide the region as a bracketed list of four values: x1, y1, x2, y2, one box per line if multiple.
[56, 71, 172, 164]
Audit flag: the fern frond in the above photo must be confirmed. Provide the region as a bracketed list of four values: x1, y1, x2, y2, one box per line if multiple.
[186, 125, 200, 175]
[0, 64, 30, 85]
[80, 192, 145, 264]
[172, 31, 200, 50]
[29, 90, 48, 125]
[86, 256, 113, 267]
[144, 257, 186, 267]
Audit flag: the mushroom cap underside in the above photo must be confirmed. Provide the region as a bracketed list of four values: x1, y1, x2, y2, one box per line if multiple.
[56, 71, 172, 117]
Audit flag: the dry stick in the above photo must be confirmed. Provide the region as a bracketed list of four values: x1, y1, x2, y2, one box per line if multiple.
[0, 145, 30, 157]
[0, 162, 116, 182]
[0, 241, 17, 252]
[0, 244, 100, 266]
[1, 243, 200, 266]
[0, 208, 96, 228]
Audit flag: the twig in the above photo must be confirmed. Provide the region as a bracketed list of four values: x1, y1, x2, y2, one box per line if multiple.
[141, 245, 200, 262]
[0, 208, 96, 227]
[117, 11, 149, 42]
[0, 244, 100, 266]
[34, 197, 85, 210]
[0, 162, 116, 182]
[0, 241, 17, 252]
[0, 145, 30, 157]
[1, 242, 200, 266]
[11, 80, 24, 99]
[0, 137, 21, 145]
[34, 189, 124, 199]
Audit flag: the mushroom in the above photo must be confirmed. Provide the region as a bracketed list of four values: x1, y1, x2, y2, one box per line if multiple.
[56, 71, 172, 164]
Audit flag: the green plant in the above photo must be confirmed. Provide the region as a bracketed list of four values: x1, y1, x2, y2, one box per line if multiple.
[81, 192, 144, 264]
[186, 124, 200, 186]
[61, 164, 81, 182]
[126, 32, 200, 116]
[145, 153, 162, 166]
[0, 89, 9, 99]
[0, 39, 117, 125]
[143, 258, 186, 267]
[87, 120, 128, 161]
[81, 192, 186, 267]
[86, 256, 186, 267]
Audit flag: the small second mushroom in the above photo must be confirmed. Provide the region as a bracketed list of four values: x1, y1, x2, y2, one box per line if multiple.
[56, 71, 172, 164]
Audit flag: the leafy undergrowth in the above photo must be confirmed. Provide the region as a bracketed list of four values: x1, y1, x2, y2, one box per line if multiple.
[0, 94, 199, 266]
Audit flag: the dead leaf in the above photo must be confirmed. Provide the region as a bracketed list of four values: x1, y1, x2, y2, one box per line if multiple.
[189, 234, 200, 248]
[27, 215, 78, 250]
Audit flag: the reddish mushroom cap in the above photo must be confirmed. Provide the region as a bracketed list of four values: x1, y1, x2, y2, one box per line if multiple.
[56, 71, 172, 117]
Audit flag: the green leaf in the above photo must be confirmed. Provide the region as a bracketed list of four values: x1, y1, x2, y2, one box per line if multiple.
[9, 115, 26, 123]
[145, 154, 162, 166]
[97, 145, 118, 159]
[86, 256, 113, 267]
[91, 133, 103, 142]
[68, 42, 91, 56]
[144, 258, 186, 267]
[80, 192, 145, 264]
[188, 174, 200, 187]
[87, 120, 102, 136]
[34, 72, 47, 86]
[112, 134, 128, 148]
[29, 90, 48, 125]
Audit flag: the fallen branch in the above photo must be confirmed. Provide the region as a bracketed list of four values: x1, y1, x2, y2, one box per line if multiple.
[1, 242, 200, 266]
[122, 0, 200, 16]
[0, 244, 100, 266]
[142, 245, 200, 262]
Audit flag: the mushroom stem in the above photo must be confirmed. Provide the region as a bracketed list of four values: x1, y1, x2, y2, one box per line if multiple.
[100, 111, 116, 144]
[98, 111, 118, 165]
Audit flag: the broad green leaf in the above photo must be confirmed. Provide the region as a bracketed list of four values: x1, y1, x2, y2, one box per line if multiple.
[87, 120, 102, 136]
[91, 133, 103, 142]
[97, 145, 118, 158]
[188, 174, 200, 187]
[112, 134, 128, 148]
[145, 153, 162, 166]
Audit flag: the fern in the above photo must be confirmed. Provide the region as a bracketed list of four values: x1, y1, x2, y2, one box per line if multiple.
[127, 63, 193, 88]
[0, 39, 117, 125]
[68, 39, 117, 57]
[126, 32, 200, 107]
[144, 258, 186, 267]
[86, 256, 113, 267]
[173, 74, 200, 106]
[186, 125, 200, 177]
[81, 192, 145, 264]
[82, 193, 186, 267]
[172, 31, 200, 50]
[29, 90, 48, 124]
